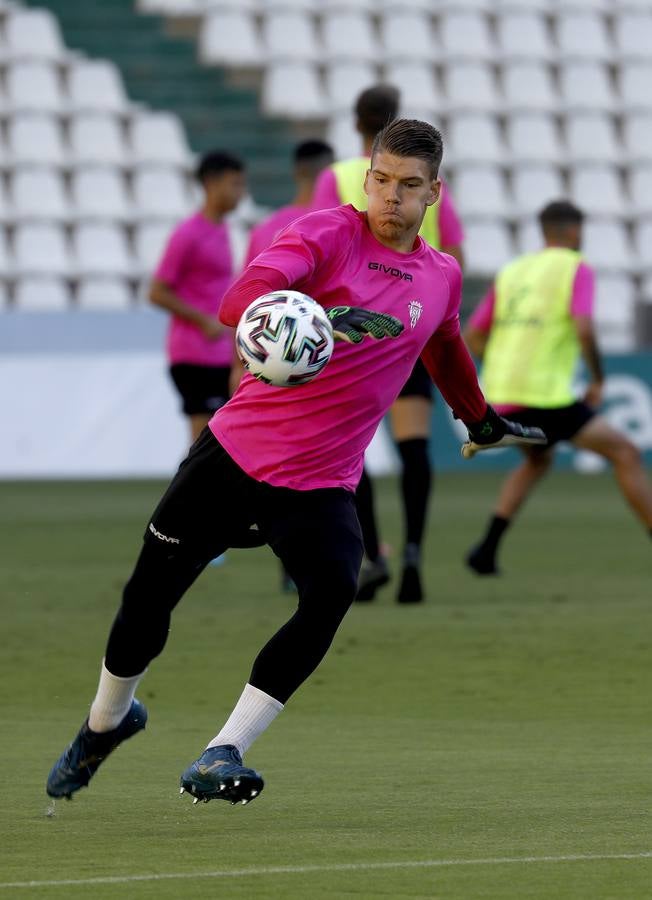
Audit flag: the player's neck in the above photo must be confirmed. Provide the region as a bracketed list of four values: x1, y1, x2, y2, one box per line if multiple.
[292, 183, 313, 207]
[201, 202, 225, 223]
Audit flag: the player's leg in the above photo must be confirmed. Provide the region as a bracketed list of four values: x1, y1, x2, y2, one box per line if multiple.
[354, 466, 389, 601]
[181, 487, 363, 803]
[170, 364, 230, 446]
[46, 430, 255, 799]
[389, 361, 433, 603]
[572, 416, 652, 529]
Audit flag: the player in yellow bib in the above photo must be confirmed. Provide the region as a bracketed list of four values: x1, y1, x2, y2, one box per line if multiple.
[464, 201, 652, 574]
[313, 85, 465, 603]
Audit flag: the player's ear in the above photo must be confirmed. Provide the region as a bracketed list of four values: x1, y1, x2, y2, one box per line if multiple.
[426, 178, 441, 208]
[363, 170, 371, 196]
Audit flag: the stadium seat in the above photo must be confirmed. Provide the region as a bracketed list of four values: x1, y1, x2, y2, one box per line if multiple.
[13, 275, 70, 311]
[321, 0, 376, 10]
[322, 13, 376, 62]
[0, 227, 11, 277]
[568, 165, 626, 217]
[67, 60, 130, 113]
[496, 12, 553, 60]
[69, 114, 129, 167]
[558, 61, 616, 112]
[447, 114, 505, 165]
[511, 164, 565, 217]
[618, 62, 652, 112]
[554, 12, 613, 61]
[6, 61, 64, 113]
[628, 166, 652, 218]
[199, 10, 264, 66]
[7, 115, 66, 167]
[77, 277, 133, 310]
[263, 11, 321, 62]
[614, 12, 652, 59]
[564, 113, 620, 163]
[13, 223, 72, 276]
[326, 114, 362, 159]
[134, 220, 177, 272]
[444, 62, 500, 111]
[379, 12, 435, 63]
[11, 168, 69, 221]
[262, 62, 326, 120]
[130, 112, 191, 167]
[73, 223, 135, 277]
[378, 0, 433, 10]
[582, 221, 635, 271]
[594, 272, 637, 352]
[623, 113, 652, 164]
[452, 166, 510, 217]
[439, 11, 494, 60]
[506, 113, 562, 163]
[515, 219, 543, 255]
[137, 0, 204, 12]
[4, 9, 66, 62]
[382, 63, 443, 116]
[463, 220, 514, 276]
[324, 62, 379, 113]
[262, 0, 318, 10]
[132, 168, 192, 219]
[71, 168, 133, 221]
[501, 61, 557, 111]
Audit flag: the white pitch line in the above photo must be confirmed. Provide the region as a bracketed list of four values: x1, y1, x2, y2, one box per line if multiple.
[1, 852, 652, 890]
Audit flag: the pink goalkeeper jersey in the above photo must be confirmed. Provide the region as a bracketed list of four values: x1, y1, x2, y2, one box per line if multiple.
[155, 212, 235, 367]
[210, 205, 463, 492]
[244, 204, 311, 266]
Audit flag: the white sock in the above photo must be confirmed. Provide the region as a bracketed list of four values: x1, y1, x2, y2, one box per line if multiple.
[206, 683, 284, 756]
[88, 660, 145, 733]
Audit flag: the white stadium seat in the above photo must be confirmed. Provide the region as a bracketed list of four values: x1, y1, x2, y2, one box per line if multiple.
[0, 228, 11, 277]
[6, 61, 64, 113]
[569, 165, 626, 217]
[501, 62, 557, 112]
[555, 12, 613, 60]
[564, 113, 620, 163]
[262, 62, 326, 120]
[77, 277, 133, 310]
[13, 223, 72, 276]
[464, 220, 514, 276]
[618, 62, 652, 112]
[444, 62, 500, 111]
[378, 0, 433, 10]
[263, 11, 321, 62]
[582, 220, 635, 271]
[447, 114, 505, 165]
[322, 0, 376, 10]
[379, 12, 434, 63]
[130, 112, 191, 166]
[71, 168, 133, 221]
[326, 114, 362, 159]
[132, 168, 192, 219]
[496, 12, 553, 60]
[199, 10, 264, 66]
[4, 9, 66, 61]
[614, 12, 652, 59]
[506, 113, 562, 163]
[322, 13, 376, 63]
[453, 166, 510, 217]
[439, 11, 494, 60]
[594, 272, 637, 352]
[7, 115, 66, 166]
[134, 220, 177, 272]
[262, 0, 316, 11]
[558, 61, 616, 112]
[13, 276, 70, 311]
[73, 223, 134, 277]
[511, 164, 565, 217]
[515, 219, 543, 255]
[383, 63, 443, 117]
[67, 60, 129, 113]
[11, 168, 69, 221]
[623, 113, 652, 164]
[628, 166, 652, 217]
[324, 62, 379, 113]
[70, 114, 129, 167]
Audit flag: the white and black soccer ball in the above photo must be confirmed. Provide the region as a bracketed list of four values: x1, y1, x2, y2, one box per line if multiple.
[236, 290, 334, 387]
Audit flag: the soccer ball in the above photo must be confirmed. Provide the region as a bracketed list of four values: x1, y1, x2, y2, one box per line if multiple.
[236, 290, 334, 387]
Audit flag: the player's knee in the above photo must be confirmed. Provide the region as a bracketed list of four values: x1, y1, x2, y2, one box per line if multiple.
[609, 438, 642, 469]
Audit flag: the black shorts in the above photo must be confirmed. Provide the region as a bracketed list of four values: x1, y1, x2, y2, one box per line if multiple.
[398, 359, 433, 400]
[169, 364, 230, 416]
[506, 401, 595, 447]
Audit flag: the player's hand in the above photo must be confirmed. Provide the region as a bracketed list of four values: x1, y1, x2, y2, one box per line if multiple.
[326, 306, 404, 344]
[199, 315, 225, 340]
[584, 380, 604, 409]
[461, 405, 547, 459]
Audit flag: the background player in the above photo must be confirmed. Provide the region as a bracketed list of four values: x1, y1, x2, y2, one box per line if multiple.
[464, 200, 652, 575]
[46, 119, 544, 808]
[313, 85, 465, 604]
[149, 151, 247, 444]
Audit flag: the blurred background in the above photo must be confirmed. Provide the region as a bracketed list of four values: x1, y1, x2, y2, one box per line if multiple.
[1, 0, 651, 478]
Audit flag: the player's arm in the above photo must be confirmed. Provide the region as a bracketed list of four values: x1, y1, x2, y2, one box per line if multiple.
[149, 279, 225, 339]
[571, 263, 604, 409]
[462, 285, 496, 359]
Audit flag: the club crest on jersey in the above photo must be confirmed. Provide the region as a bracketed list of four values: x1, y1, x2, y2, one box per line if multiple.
[408, 300, 423, 329]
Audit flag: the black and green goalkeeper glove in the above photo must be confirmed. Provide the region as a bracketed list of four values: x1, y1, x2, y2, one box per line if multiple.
[326, 306, 404, 344]
[461, 405, 547, 459]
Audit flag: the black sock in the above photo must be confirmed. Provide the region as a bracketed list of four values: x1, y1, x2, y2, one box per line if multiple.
[355, 467, 380, 561]
[479, 515, 510, 556]
[397, 438, 432, 554]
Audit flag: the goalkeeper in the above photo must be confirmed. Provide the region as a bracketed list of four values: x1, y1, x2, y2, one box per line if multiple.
[46, 118, 543, 809]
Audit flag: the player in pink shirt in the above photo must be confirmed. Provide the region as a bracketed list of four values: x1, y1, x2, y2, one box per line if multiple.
[150, 151, 247, 443]
[46, 120, 544, 807]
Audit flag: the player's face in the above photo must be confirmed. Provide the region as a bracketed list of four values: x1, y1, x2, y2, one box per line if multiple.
[206, 170, 247, 213]
[364, 152, 440, 250]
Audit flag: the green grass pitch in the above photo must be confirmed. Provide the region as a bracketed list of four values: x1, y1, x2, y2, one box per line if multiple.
[1, 472, 651, 899]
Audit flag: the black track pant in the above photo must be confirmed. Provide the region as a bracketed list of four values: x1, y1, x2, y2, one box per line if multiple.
[105, 429, 364, 704]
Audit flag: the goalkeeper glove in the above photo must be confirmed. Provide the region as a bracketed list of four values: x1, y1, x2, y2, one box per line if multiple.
[326, 306, 404, 344]
[461, 405, 547, 459]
